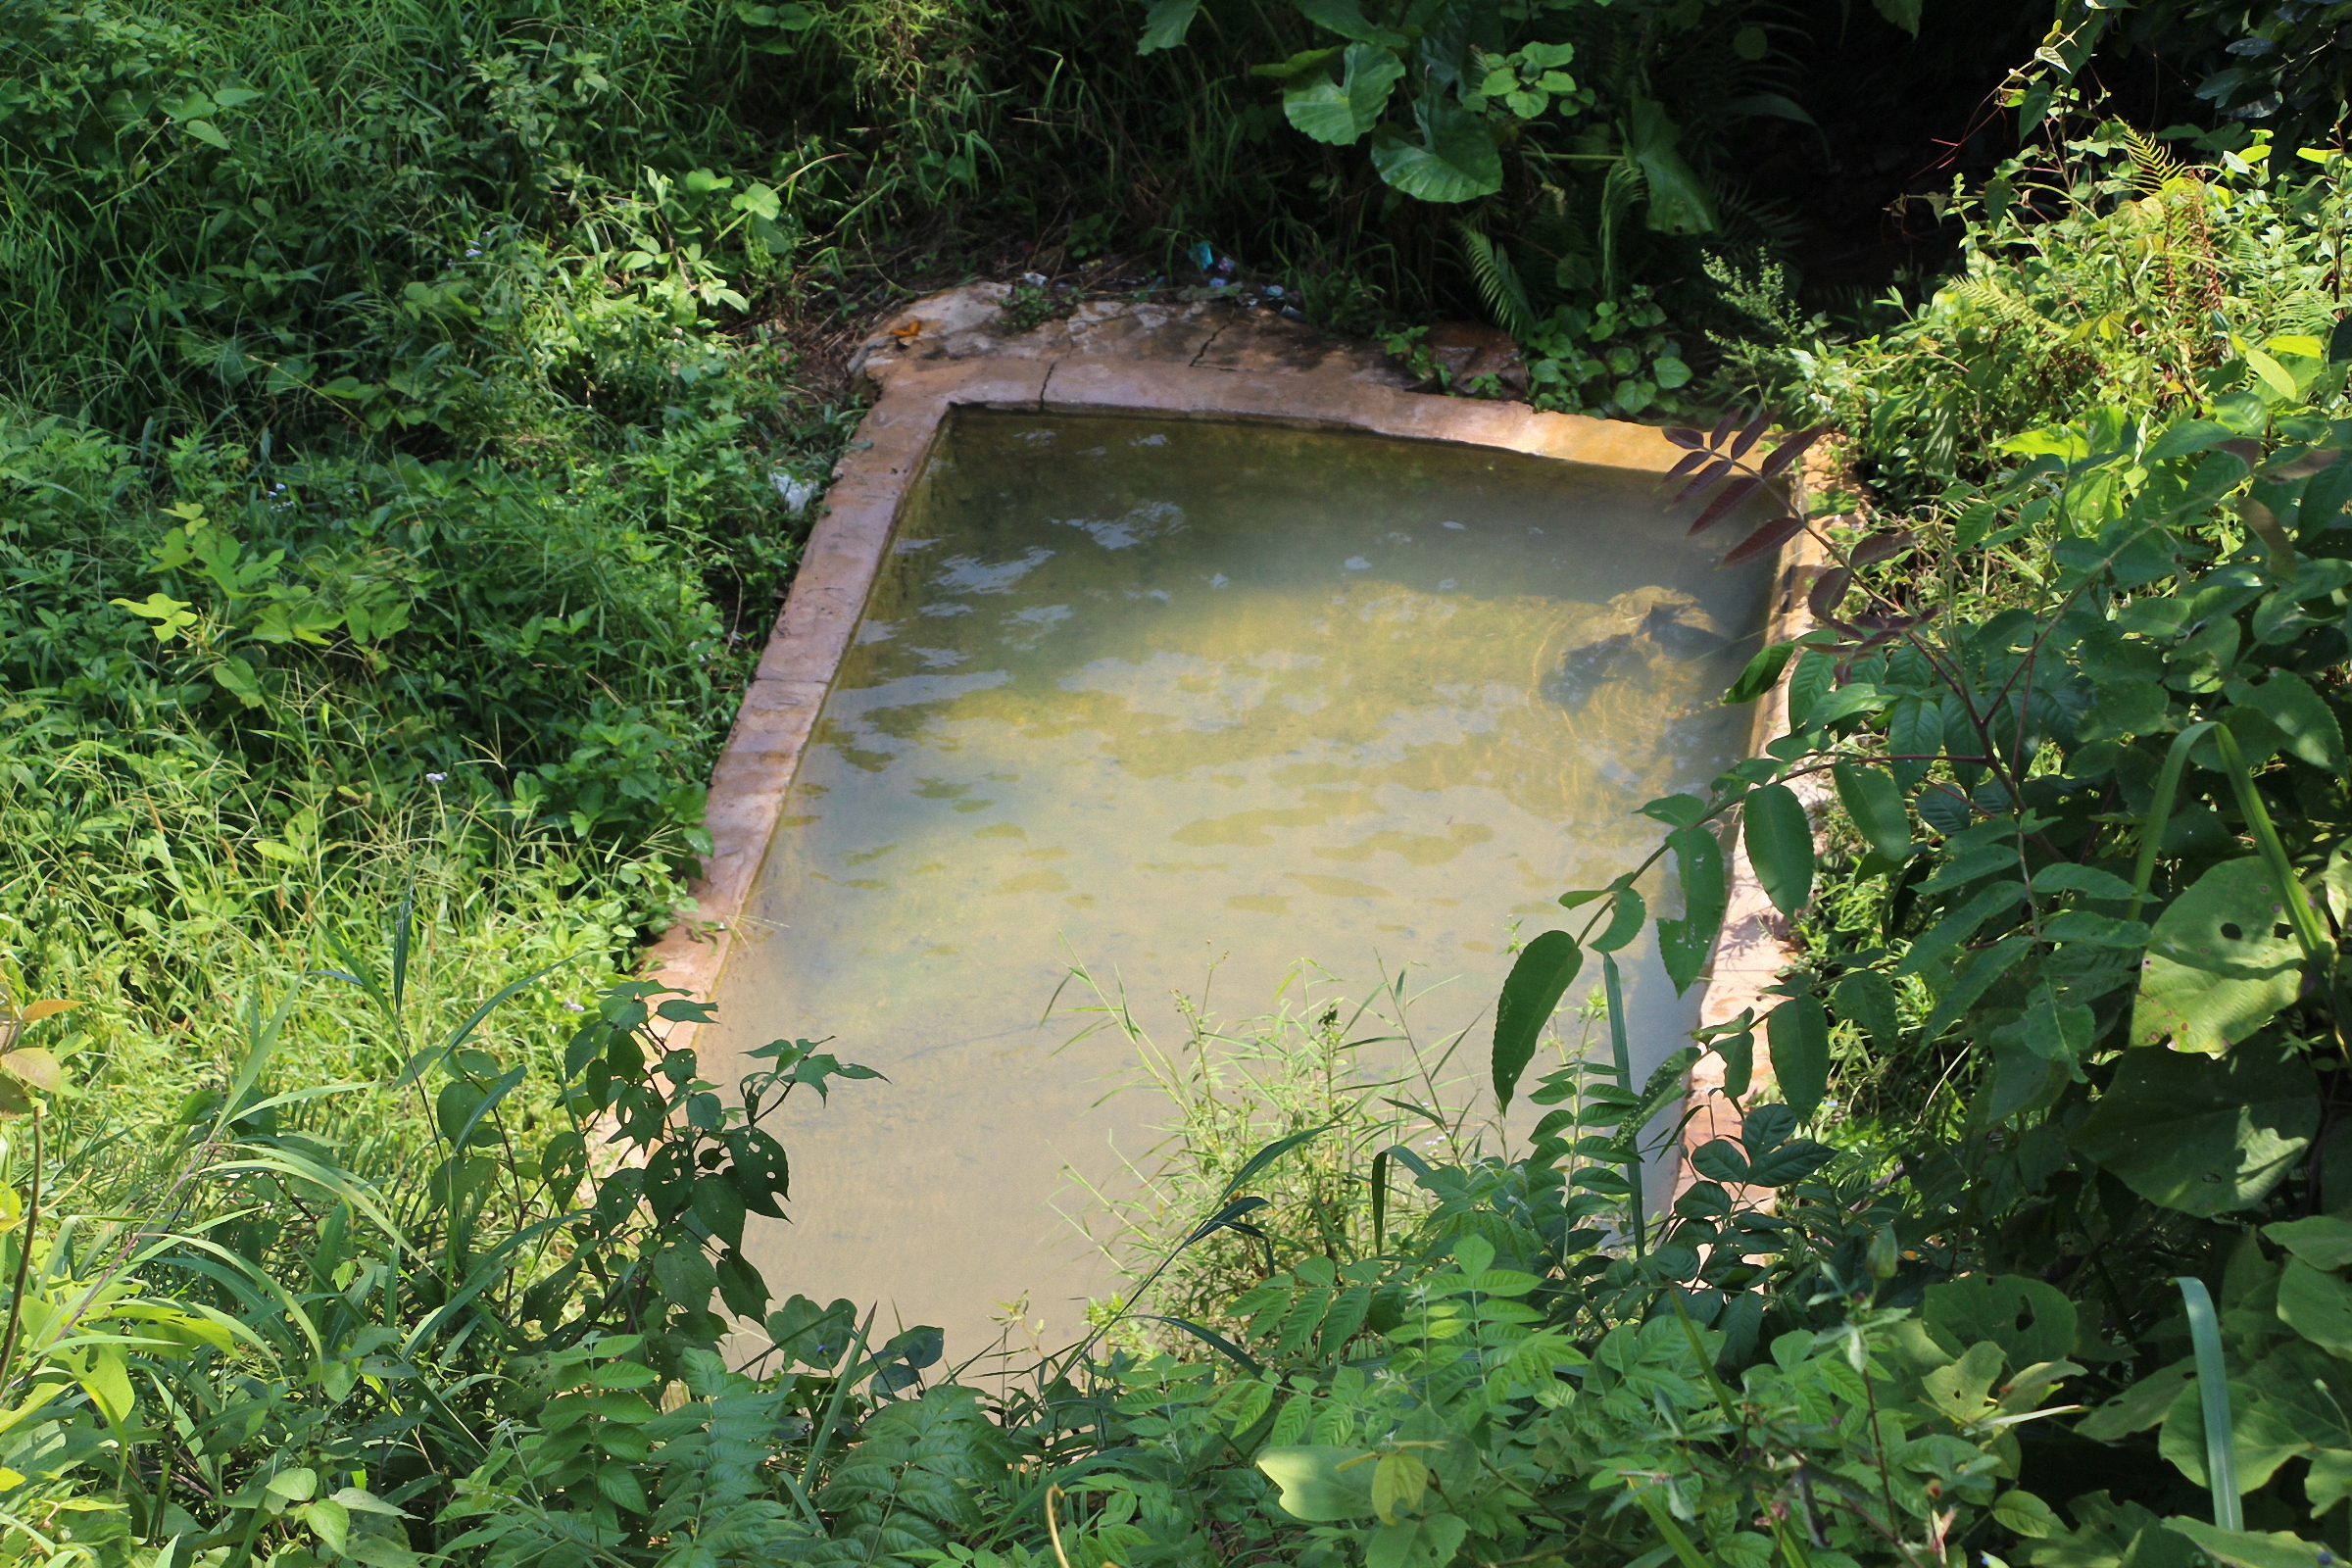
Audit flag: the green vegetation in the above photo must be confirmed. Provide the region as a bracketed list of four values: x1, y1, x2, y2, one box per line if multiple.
[11, 0, 2352, 1566]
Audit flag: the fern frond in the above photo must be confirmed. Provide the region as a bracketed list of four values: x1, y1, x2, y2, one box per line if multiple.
[1458, 223, 1541, 340]
[1947, 279, 2068, 342]
[2118, 122, 2187, 197]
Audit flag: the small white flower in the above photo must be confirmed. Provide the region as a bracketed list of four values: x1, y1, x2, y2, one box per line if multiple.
[425, 771, 448, 784]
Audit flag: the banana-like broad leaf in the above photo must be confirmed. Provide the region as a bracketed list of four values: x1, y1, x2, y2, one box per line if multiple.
[1622, 96, 1715, 233]
[1284, 43, 1403, 144]
[2070, 1042, 2318, 1217]
[2132, 858, 2307, 1054]
[1368, 96, 1500, 203]
[1259, 1446, 1377, 1521]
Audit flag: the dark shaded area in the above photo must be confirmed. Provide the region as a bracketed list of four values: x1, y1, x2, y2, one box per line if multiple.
[1737, 0, 2055, 305]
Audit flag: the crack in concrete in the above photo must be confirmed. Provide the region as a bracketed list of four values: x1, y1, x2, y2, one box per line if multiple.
[1188, 320, 1233, 368]
[1037, 356, 1059, 410]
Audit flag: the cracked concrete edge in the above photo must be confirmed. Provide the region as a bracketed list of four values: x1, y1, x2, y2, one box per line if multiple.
[643, 343, 1814, 1139]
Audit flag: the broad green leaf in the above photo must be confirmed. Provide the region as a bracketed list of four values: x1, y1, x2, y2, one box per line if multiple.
[1137, 0, 1200, 52]
[1743, 783, 1813, 914]
[1831, 970, 1898, 1049]
[1922, 1274, 2076, 1367]
[1870, 0, 1921, 33]
[1293, 0, 1407, 44]
[1368, 97, 1501, 203]
[2310, 1449, 2352, 1515]
[2133, 954, 2304, 1054]
[2166, 1520, 2330, 1568]
[1722, 641, 1793, 705]
[2145, 418, 2237, 465]
[1894, 881, 2027, 979]
[2246, 1341, 2352, 1449]
[1365, 1512, 1468, 1568]
[270, 1467, 320, 1502]
[1765, 996, 1828, 1119]
[1492, 931, 1581, 1112]
[2133, 858, 2305, 1052]
[729, 182, 782, 220]
[1886, 692, 1943, 785]
[2070, 1043, 2318, 1217]
[1714, 1025, 1753, 1100]
[2159, 1381, 2312, 1492]
[2240, 671, 2346, 772]
[1656, 825, 1726, 995]
[1993, 1491, 2062, 1539]
[1250, 46, 1343, 78]
[0, 1049, 62, 1093]
[304, 1499, 352, 1556]
[2279, 1258, 2352, 1356]
[2077, 1357, 2194, 1441]
[1371, 1451, 1429, 1523]
[1833, 762, 1910, 863]
[1258, 1446, 1377, 1521]
[81, 1346, 134, 1425]
[1590, 884, 1646, 953]
[1284, 43, 1403, 144]
[2135, 851, 2295, 973]
[2265, 1215, 2352, 1271]
[1622, 96, 1714, 232]
[184, 119, 230, 150]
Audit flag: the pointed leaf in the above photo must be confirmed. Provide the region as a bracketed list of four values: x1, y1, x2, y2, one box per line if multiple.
[1493, 932, 1583, 1111]
[1765, 997, 1829, 1120]
[1743, 784, 1814, 914]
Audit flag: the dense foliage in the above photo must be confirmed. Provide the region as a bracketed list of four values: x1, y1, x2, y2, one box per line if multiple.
[12, 1, 2352, 1567]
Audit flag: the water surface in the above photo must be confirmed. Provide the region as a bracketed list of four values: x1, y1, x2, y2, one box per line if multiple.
[705, 412, 1774, 1348]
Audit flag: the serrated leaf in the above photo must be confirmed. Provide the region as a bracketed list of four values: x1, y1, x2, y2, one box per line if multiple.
[1833, 763, 1910, 863]
[1493, 932, 1581, 1112]
[1765, 997, 1829, 1120]
[1744, 784, 1813, 915]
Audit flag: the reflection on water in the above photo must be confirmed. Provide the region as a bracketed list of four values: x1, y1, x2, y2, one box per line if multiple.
[703, 413, 1774, 1349]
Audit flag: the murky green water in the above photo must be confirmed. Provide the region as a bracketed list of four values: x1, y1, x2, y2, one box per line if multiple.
[704, 411, 1773, 1350]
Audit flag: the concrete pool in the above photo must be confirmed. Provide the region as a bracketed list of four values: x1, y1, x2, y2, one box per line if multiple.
[649, 302, 1814, 1353]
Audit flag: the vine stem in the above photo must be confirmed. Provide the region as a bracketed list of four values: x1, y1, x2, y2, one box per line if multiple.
[0, 1103, 43, 1399]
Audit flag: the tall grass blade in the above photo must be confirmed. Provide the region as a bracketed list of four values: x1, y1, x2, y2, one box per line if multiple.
[2129, 720, 2214, 923]
[2178, 1275, 2242, 1530]
[1602, 953, 1644, 1254]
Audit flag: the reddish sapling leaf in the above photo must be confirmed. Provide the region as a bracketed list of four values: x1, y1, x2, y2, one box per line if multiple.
[1729, 410, 1774, 461]
[1852, 528, 1916, 566]
[1664, 427, 1704, 450]
[1851, 610, 1925, 633]
[1709, 408, 1741, 448]
[1723, 513, 1805, 564]
[1807, 567, 1853, 620]
[1757, 428, 1824, 481]
[1689, 477, 1764, 536]
[1665, 449, 1714, 481]
[1673, 458, 1736, 507]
